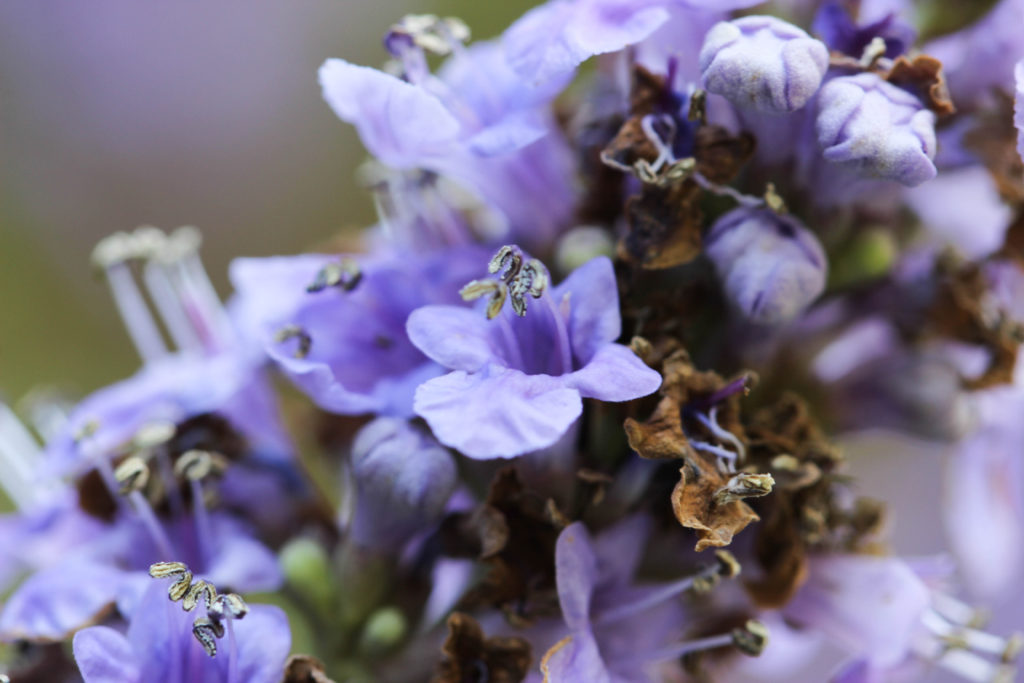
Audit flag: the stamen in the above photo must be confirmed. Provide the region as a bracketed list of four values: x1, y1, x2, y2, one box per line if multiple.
[192, 616, 223, 657]
[0, 402, 49, 510]
[174, 450, 223, 567]
[92, 233, 168, 364]
[488, 245, 523, 283]
[275, 325, 312, 359]
[639, 620, 768, 664]
[932, 592, 989, 629]
[508, 259, 548, 317]
[460, 279, 508, 320]
[114, 456, 150, 494]
[713, 472, 774, 506]
[693, 407, 747, 462]
[306, 259, 362, 293]
[859, 36, 887, 68]
[160, 227, 234, 352]
[387, 14, 470, 57]
[541, 293, 573, 375]
[150, 561, 194, 602]
[596, 551, 741, 625]
[183, 579, 217, 612]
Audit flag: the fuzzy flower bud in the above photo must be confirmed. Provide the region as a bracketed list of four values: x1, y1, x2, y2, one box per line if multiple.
[705, 207, 827, 325]
[816, 73, 937, 186]
[699, 15, 829, 114]
[349, 417, 457, 551]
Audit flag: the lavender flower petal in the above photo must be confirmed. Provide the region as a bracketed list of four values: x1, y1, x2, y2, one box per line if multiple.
[73, 626, 141, 683]
[700, 16, 829, 113]
[816, 73, 937, 186]
[414, 367, 583, 458]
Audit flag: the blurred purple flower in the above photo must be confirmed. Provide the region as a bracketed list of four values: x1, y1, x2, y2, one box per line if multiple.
[73, 579, 290, 683]
[699, 16, 828, 114]
[319, 40, 576, 247]
[811, 0, 915, 60]
[229, 246, 483, 418]
[407, 254, 661, 458]
[1016, 60, 1024, 161]
[705, 207, 827, 325]
[816, 73, 937, 186]
[348, 417, 456, 552]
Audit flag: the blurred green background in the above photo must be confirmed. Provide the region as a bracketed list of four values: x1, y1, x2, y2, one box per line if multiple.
[0, 0, 535, 402]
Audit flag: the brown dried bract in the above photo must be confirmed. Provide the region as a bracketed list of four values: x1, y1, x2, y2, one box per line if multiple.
[433, 612, 532, 683]
[885, 54, 955, 117]
[444, 468, 562, 625]
[621, 180, 704, 269]
[693, 125, 756, 184]
[963, 96, 1024, 203]
[282, 655, 337, 683]
[671, 458, 760, 552]
[928, 260, 1022, 389]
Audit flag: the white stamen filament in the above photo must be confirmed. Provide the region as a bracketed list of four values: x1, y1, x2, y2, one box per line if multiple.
[226, 617, 239, 683]
[189, 478, 214, 569]
[0, 403, 47, 509]
[143, 261, 203, 352]
[104, 262, 168, 364]
[640, 632, 735, 664]
[595, 564, 719, 625]
[128, 490, 176, 560]
[694, 407, 746, 463]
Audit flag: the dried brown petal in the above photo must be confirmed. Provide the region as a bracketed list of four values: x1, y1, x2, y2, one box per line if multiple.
[693, 125, 756, 184]
[282, 655, 337, 683]
[620, 180, 703, 270]
[885, 54, 955, 117]
[433, 612, 532, 683]
[672, 459, 760, 552]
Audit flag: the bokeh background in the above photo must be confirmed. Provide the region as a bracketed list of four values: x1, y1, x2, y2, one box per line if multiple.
[0, 0, 536, 400]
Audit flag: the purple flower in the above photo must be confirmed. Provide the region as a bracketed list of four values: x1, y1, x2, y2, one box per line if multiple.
[705, 207, 828, 325]
[925, 0, 1024, 104]
[904, 166, 1012, 259]
[783, 554, 930, 669]
[73, 579, 290, 683]
[0, 512, 281, 641]
[945, 388, 1024, 599]
[816, 73, 937, 186]
[407, 252, 662, 458]
[503, 0, 765, 84]
[542, 519, 753, 682]
[699, 16, 829, 114]
[811, 0, 916, 60]
[319, 40, 576, 247]
[348, 418, 456, 552]
[229, 247, 483, 417]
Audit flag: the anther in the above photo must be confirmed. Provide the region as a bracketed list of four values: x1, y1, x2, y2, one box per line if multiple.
[508, 259, 548, 316]
[192, 616, 224, 657]
[713, 473, 774, 506]
[275, 324, 312, 359]
[488, 245, 523, 283]
[174, 450, 228, 481]
[732, 620, 769, 656]
[133, 421, 176, 451]
[182, 579, 218, 612]
[688, 89, 707, 123]
[460, 279, 509, 320]
[150, 561, 194, 602]
[209, 593, 249, 621]
[387, 14, 470, 56]
[306, 259, 362, 293]
[114, 456, 150, 495]
[692, 550, 742, 593]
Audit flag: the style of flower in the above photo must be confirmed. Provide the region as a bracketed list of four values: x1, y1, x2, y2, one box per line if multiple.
[407, 249, 662, 458]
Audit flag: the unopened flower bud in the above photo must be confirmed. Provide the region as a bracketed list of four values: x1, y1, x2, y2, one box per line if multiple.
[358, 606, 407, 657]
[816, 73, 937, 186]
[700, 16, 829, 114]
[705, 207, 827, 325]
[349, 418, 456, 551]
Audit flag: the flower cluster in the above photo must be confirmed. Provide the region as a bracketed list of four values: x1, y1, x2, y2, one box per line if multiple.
[2, 1, 1024, 682]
